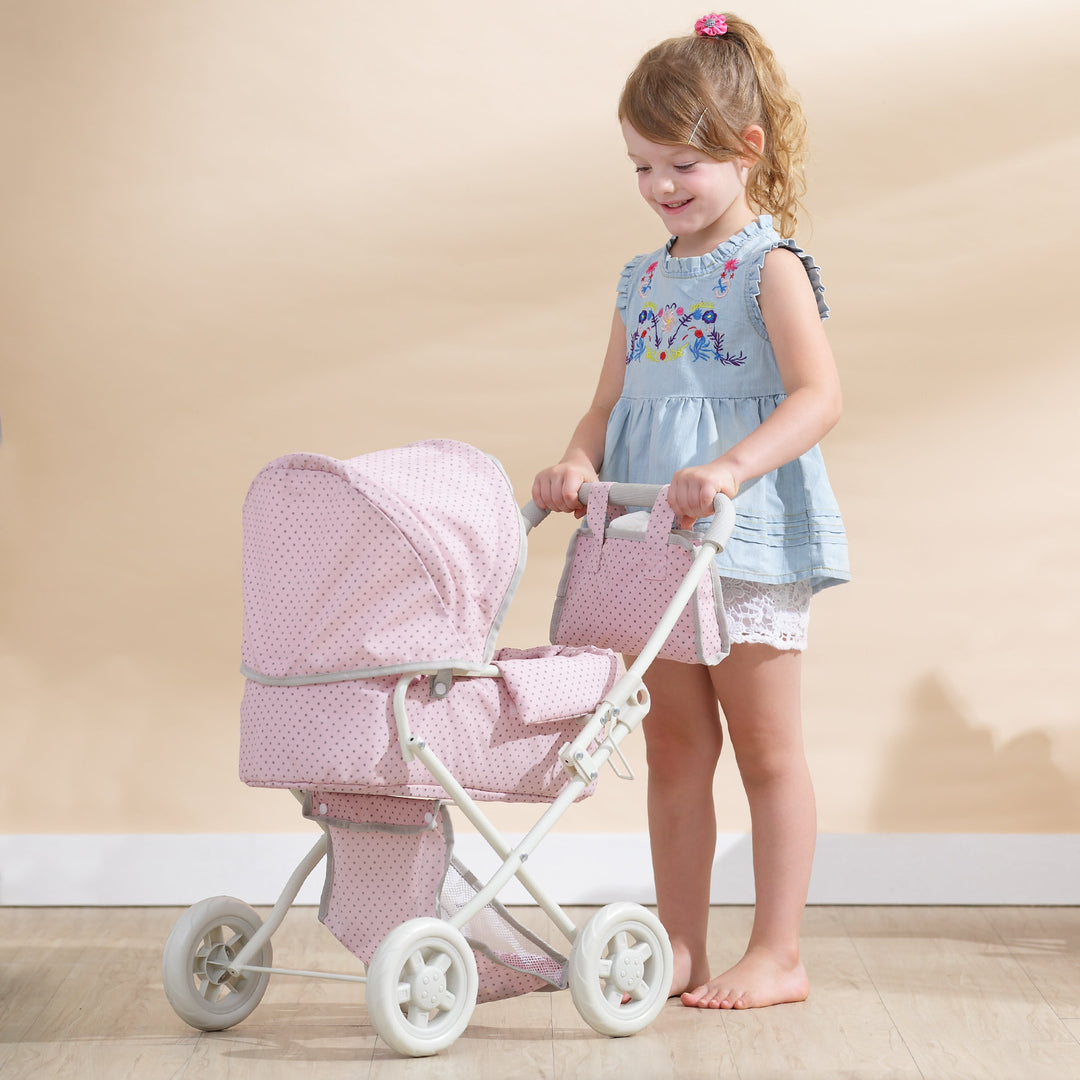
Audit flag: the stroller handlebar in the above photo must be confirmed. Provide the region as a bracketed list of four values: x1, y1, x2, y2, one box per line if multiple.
[520, 499, 550, 531]
[521, 483, 735, 551]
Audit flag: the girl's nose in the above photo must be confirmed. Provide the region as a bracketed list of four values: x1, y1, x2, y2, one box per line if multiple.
[654, 173, 676, 196]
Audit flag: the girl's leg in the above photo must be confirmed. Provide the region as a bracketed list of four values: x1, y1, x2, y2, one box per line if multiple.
[681, 643, 815, 1010]
[635, 656, 725, 997]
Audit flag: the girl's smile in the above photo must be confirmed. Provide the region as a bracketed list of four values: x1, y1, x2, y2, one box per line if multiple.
[621, 119, 759, 257]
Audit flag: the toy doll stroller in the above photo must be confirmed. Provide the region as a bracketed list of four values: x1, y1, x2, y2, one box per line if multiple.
[161, 439, 734, 1057]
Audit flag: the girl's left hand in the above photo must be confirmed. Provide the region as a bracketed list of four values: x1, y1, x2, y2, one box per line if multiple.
[667, 464, 739, 529]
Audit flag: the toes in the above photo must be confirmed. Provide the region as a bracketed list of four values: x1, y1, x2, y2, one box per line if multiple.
[685, 985, 730, 1009]
[680, 980, 757, 1010]
[681, 985, 714, 1009]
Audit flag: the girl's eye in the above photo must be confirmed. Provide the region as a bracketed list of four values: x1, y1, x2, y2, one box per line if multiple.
[634, 165, 651, 174]
[675, 163, 697, 172]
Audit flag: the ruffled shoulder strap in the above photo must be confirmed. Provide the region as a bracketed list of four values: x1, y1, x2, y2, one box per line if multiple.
[615, 252, 654, 317]
[745, 237, 829, 339]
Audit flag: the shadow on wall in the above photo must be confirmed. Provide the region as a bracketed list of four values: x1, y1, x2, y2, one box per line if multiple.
[869, 674, 1080, 833]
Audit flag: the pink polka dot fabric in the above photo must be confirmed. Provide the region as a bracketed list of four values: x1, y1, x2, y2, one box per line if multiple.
[242, 440, 525, 680]
[304, 793, 569, 1003]
[551, 484, 731, 665]
[303, 792, 450, 969]
[236, 440, 630, 1004]
[239, 647, 616, 801]
[239, 440, 620, 802]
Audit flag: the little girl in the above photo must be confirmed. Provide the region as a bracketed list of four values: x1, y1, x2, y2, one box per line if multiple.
[533, 13, 849, 1010]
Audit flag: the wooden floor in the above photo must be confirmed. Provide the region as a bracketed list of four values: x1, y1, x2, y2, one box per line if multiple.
[1, 904, 1079, 1079]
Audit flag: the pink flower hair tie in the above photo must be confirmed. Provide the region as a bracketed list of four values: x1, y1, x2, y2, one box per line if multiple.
[695, 13, 728, 37]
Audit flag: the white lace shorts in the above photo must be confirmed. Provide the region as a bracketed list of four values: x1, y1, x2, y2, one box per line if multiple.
[719, 577, 811, 652]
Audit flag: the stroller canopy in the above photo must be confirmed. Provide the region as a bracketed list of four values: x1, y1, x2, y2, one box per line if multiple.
[242, 440, 527, 683]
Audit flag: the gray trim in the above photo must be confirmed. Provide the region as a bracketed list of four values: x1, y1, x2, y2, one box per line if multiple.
[319, 824, 334, 925]
[241, 659, 491, 687]
[482, 454, 529, 664]
[301, 791, 445, 834]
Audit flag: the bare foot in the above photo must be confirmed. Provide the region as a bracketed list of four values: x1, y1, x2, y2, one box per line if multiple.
[679, 948, 809, 1010]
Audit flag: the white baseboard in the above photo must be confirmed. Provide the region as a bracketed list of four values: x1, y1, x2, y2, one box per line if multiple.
[1, 832, 1076, 907]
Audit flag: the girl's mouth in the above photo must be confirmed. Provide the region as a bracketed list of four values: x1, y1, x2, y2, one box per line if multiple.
[660, 199, 692, 213]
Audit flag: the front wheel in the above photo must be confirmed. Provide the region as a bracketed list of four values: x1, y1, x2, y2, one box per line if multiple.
[568, 902, 673, 1037]
[365, 918, 478, 1057]
[162, 896, 272, 1031]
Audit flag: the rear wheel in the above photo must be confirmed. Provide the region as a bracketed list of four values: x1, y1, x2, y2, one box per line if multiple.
[162, 896, 272, 1031]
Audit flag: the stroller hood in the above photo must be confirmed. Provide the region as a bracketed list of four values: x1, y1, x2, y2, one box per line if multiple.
[241, 440, 526, 683]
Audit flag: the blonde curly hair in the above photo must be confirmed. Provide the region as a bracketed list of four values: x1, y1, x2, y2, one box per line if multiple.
[618, 14, 808, 237]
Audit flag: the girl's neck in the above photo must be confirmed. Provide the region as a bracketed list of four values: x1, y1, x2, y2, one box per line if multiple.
[668, 205, 758, 259]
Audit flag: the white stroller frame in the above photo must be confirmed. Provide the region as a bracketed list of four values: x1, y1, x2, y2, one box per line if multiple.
[162, 481, 734, 1057]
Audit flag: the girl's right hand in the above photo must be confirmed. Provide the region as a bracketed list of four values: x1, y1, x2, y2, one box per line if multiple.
[532, 462, 597, 517]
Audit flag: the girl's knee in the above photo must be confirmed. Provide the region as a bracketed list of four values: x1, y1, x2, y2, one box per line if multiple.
[734, 741, 810, 791]
[645, 717, 722, 778]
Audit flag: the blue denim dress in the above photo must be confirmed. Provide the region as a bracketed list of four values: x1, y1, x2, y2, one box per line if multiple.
[601, 215, 850, 593]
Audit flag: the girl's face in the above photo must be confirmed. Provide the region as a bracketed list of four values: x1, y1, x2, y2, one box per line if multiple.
[622, 120, 757, 257]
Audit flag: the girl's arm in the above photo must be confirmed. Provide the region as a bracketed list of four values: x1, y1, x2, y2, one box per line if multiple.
[532, 308, 627, 513]
[667, 247, 843, 527]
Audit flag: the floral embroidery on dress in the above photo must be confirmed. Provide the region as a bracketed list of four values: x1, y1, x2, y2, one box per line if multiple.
[638, 261, 658, 298]
[713, 258, 739, 298]
[627, 302, 747, 366]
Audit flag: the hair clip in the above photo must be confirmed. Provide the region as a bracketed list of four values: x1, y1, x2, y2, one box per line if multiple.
[687, 109, 709, 146]
[694, 13, 728, 36]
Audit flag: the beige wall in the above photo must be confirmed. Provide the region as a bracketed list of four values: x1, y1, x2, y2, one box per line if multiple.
[3, 0, 1078, 838]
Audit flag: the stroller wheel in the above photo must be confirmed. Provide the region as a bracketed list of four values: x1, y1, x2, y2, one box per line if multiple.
[365, 918, 478, 1057]
[162, 896, 272, 1031]
[569, 902, 674, 1037]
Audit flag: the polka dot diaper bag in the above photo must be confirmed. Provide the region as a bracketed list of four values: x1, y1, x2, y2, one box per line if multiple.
[550, 484, 730, 666]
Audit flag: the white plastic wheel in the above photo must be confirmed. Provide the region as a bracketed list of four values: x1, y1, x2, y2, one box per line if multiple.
[365, 918, 479, 1057]
[162, 896, 272, 1031]
[569, 902, 674, 1037]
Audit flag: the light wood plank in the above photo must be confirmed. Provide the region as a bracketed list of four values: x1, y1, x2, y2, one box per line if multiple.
[984, 906, 1080, 1018]
[1, 908, 199, 1080]
[6, 905, 1080, 1079]
[0, 961, 70, 1073]
[842, 906, 1080, 1080]
[716, 906, 922, 1080]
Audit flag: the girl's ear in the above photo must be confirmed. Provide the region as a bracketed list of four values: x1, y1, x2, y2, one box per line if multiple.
[740, 124, 765, 164]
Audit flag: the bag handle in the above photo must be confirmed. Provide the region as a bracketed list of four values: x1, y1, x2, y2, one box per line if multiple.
[587, 483, 676, 579]
[642, 487, 678, 578]
[578, 482, 735, 553]
[581, 482, 612, 572]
